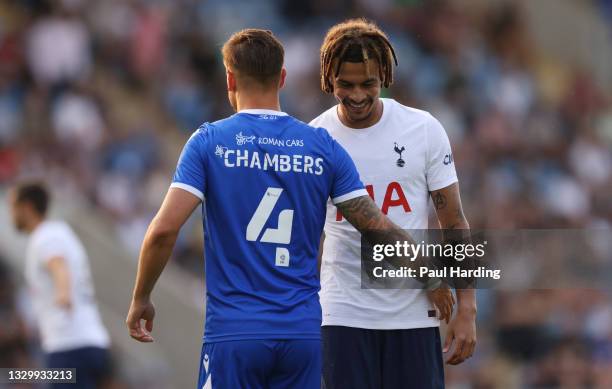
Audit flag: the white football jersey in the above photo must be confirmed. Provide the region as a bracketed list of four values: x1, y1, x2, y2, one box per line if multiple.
[310, 98, 458, 329]
[25, 220, 110, 352]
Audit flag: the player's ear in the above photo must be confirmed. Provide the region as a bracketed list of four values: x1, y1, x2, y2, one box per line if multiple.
[226, 69, 237, 92]
[278, 68, 287, 89]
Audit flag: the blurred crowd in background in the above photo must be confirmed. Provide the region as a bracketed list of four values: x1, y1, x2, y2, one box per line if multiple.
[0, 0, 611, 387]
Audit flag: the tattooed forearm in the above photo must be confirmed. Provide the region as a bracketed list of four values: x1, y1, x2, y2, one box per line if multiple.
[432, 191, 447, 210]
[336, 195, 392, 232]
[336, 196, 431, 273]
[336, 195, 415, 246]
[430, 184, 469, 230]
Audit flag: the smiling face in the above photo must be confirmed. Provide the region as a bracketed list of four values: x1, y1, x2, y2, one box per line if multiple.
[332, 60, 383, 129]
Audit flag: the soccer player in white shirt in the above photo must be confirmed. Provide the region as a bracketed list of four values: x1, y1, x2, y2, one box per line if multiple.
[9, 182, 111, 389]
[311, 19, 477, 389]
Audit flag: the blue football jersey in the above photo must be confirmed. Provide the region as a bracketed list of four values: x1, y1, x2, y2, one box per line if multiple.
[171, 109, 366, 342]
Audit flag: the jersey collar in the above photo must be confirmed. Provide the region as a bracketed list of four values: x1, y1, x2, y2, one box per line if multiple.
[333, 98, 390, 136]
[239, 109, 288, 116]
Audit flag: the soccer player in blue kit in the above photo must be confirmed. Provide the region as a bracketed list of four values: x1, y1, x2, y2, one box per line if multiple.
[125, 29, 449, 389]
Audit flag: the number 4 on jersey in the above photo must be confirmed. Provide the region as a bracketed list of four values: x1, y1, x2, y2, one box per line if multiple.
[246, 187, 293, 267]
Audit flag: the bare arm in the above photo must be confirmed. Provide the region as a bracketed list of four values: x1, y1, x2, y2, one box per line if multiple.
[46, 256, 72, 311]
[336, 195, 454, 322]
[126, 187, 201, 342]
[337, 196, 446, 281]
[430, 183, 475, 310]
[431, 182, 477, 364]
[336, 195, 413, 246]
[431, 182, 469, 230]
[336, 194, 459, 278]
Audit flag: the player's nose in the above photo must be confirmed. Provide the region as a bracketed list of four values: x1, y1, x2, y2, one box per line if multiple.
[349, 89, 368, 103]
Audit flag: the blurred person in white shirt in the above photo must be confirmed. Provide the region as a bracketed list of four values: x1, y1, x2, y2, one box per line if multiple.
[26, 7, 91, 87]
[9, 181, 111, 389]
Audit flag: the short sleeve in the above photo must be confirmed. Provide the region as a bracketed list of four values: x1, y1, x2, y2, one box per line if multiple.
[328, 134, 367, 204]
[170, 126, 208, 200]
[36, 235, 66, 264]
[426, 115, 458, 191]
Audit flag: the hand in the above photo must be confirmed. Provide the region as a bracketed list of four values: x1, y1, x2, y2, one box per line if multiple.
[126, 298, 156, 343]
[443, 307, 477, 365]
[55, 292, 72, 311]
[426, 285, 455, 324]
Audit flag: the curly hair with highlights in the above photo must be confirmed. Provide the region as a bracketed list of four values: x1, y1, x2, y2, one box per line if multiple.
[320, 18, 398, 93]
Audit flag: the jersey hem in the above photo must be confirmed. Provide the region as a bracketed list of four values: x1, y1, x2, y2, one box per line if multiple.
[332, 188, 369, 204]
[203, 332, 321, 343]
[321, 316, 439, 330]
[43, 337, 111, 353]
[170, 182, 204, 200]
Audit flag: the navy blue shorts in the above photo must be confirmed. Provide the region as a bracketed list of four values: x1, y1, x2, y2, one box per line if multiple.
[45, 346, 111, 389]
[197, 339, 321, 389]
[322, 326, 444, 389]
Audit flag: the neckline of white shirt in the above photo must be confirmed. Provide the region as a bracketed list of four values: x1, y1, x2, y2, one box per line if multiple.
[333, 98, 390, 135]
[31, 219, 52, 238]
[238, 109, 288, 116]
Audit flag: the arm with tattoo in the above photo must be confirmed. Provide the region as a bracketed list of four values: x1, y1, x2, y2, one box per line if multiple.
[336, 195, 402, 236]
[335, 195, 430, 278]
[431, 183, 469, 236]
[336, 194, 454, 320]
[430, 183, 476, 289]
[430, 181, 475, 292]
[430, 182, 477, 364]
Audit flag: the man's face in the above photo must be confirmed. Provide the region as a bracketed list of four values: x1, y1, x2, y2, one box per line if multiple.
[8, 191, 27, 232]
[332, 60, 382, 128]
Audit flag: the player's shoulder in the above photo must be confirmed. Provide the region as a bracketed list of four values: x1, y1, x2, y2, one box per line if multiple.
[183, 121, 216, 147]
[384, 99, 447, 139]
[209, 113, 242, 128]
[384, 98, 436, 124]
[183, 122, 208, 139]
[309, 105, 337, 129]
[31, 220, 70, 244]
[284, 114, 334, 143]
[192, 114, 242, 135]
[35, 220, 65, 234]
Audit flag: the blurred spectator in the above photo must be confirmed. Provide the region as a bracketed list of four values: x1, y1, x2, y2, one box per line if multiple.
[129, 3, 168, 83]
[51, 85, 105, 150]
[26, 5, 91, 88]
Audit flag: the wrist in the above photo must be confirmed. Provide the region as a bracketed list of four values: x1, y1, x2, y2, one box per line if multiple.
[457, 303, 477, 316]
[132, 292, 151, 303]
[424, 278, 442, 290]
